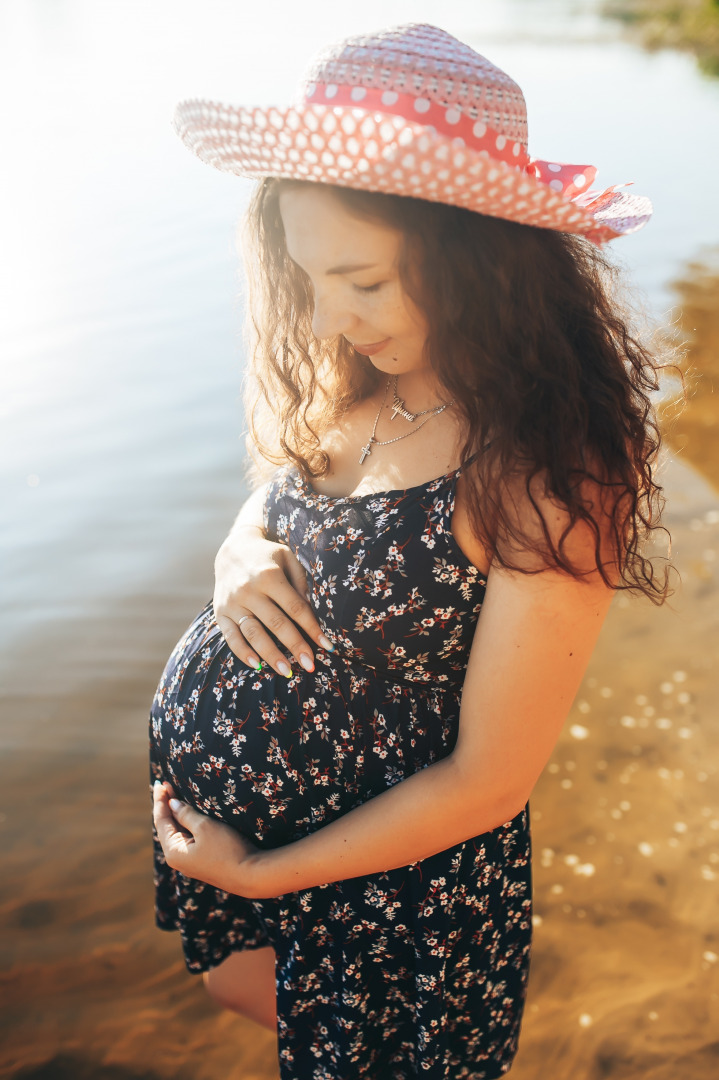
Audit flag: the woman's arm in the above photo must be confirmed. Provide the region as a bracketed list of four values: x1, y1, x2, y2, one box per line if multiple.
[213, 483, 332, 675]
[157, 480, 618, 897]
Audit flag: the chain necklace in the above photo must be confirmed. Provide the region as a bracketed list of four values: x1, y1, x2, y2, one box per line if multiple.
[390, 376, 443, 422]
[358, 377, 453, 466]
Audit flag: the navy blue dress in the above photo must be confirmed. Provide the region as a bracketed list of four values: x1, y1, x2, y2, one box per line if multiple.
[150, 464, 532, 1079]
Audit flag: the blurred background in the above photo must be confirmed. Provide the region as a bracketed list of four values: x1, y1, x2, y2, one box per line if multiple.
[0, 1, 717, 1077]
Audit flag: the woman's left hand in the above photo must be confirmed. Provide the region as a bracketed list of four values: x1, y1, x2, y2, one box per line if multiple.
[152, 781, 260, 896]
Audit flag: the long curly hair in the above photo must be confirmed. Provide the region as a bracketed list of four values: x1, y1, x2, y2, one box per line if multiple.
[242, 177, 674, 603]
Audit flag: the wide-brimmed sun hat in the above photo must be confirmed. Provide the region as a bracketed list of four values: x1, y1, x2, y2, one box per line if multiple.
[173, 23, 651, 245]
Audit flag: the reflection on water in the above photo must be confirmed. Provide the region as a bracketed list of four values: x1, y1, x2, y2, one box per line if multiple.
[1, 1, 718, 1078]
[662, 251, 719, 492]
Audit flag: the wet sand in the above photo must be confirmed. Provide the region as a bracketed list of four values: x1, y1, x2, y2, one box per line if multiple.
[2, 290, 719, 1079]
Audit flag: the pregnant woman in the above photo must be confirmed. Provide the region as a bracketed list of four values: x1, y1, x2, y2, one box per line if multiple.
[151, 23, 669, 1079]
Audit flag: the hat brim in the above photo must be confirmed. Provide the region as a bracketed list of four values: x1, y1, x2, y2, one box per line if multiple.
[174, 100, 651, 244]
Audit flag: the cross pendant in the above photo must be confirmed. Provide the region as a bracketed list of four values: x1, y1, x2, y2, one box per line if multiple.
[359, 440, 373, 465]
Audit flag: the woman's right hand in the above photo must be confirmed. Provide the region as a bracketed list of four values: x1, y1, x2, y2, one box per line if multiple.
[213, 526, 333, 677]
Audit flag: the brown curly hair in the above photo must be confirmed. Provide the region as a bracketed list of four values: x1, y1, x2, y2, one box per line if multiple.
[242, 177, 674, 603]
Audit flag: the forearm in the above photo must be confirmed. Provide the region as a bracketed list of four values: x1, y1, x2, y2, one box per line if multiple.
[242, 753, 525, 898]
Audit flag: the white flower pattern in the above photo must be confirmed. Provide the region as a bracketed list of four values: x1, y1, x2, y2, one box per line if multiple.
[150, 464, 531, 1079]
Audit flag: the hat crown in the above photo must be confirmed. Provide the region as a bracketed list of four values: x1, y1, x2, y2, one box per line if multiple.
[299, 23, 529, 148]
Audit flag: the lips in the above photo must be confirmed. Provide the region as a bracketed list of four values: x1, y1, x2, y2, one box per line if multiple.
[350, 338, 390, 356]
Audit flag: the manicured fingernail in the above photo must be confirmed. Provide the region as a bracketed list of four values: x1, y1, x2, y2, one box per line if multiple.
[169, 798, 182, 812]
[318, 635, 334, 651]
[153, 780, 162, 787]
[277, 659, 292, 678]
[299, 652, 314, 672]
[249, 655, 261, 669]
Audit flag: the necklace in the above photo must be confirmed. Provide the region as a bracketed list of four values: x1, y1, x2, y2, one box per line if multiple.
[358, 378, 453, 466]
[390, 376, 442, 422]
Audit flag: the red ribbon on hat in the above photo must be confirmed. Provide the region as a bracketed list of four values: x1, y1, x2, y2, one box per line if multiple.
[305, 82, 597, 202]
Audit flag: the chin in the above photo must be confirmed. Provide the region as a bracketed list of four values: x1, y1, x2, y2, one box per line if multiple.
[370, 356, 423, 376]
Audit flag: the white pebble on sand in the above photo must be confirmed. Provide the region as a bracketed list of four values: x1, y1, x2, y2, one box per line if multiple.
[577, 701, 591, 714]
[575, 863, 596, 877]
[532, 914, 543, 927]
[620, 715, 637, 728]
[673, 670, 687, 682]
[638, 842, 654, 857]
[703, 951, 718, 964]
[600, 687, 613, 698]
[704, 510, 719, 524]
[677, 692, 691, 705]
[570, 724, 589, 739]
[659, 682, 674, 694]
[564, 854, 579, 866]
[678, 727, 693, 739]
[579, 1014, 593, 1028]
[700, 866, 717, 881]
[673, 822, 688, 833]
[619, 801, 631, 811]
[560, 779, 573, 790]
[648, 1011, 659, 1021]
[656, 718, 672, 730]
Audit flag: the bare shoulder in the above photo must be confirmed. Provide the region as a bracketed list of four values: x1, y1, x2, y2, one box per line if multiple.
[454, 452, 623, 586]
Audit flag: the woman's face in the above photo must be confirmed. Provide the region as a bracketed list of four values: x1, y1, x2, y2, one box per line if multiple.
[278, 184, 429, 377]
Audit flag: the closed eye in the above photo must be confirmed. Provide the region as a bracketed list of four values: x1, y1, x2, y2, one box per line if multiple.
[353, 282, 384, 294]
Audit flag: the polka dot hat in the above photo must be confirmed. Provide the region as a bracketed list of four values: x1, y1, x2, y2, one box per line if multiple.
[174, 23, 651, 245]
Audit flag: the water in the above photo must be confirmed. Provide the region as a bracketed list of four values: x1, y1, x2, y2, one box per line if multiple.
[1, 2, 718, 1077]
[2, 0, 718, 687]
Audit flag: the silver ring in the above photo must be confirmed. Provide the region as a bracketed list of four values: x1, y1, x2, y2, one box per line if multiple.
[237, 615, 257, 631]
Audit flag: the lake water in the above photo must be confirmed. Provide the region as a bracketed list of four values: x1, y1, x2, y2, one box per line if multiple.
[2, 0, 718, 697]
[1, 2, 718, 1078]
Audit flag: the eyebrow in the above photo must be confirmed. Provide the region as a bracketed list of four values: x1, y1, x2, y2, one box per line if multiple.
[326, 262, 380, 276]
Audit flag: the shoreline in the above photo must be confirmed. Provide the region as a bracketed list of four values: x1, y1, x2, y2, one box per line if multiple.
[602, 0, 719, 75]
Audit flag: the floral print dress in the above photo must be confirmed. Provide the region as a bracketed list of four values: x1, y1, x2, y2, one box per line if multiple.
[150, 464, 532, 1080]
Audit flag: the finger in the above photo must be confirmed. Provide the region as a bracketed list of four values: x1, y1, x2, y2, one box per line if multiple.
[251, 575, 337, 660]
[231, 597, 316, 676]
[283, 553, 311, 602]
[217, 615, 263, 670]
[274, 557, 334, 652]
[153, 782, 191, 851]
[167, 797, 205, 836]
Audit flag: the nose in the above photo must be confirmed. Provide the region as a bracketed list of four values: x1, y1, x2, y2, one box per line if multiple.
[310, 289, 357, 341]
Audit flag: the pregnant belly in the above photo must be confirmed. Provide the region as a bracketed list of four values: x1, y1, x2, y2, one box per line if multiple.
[150, 606, 460, 848]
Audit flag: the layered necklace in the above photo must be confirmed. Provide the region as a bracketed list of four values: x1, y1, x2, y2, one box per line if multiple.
[358, 376, 453, 465]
